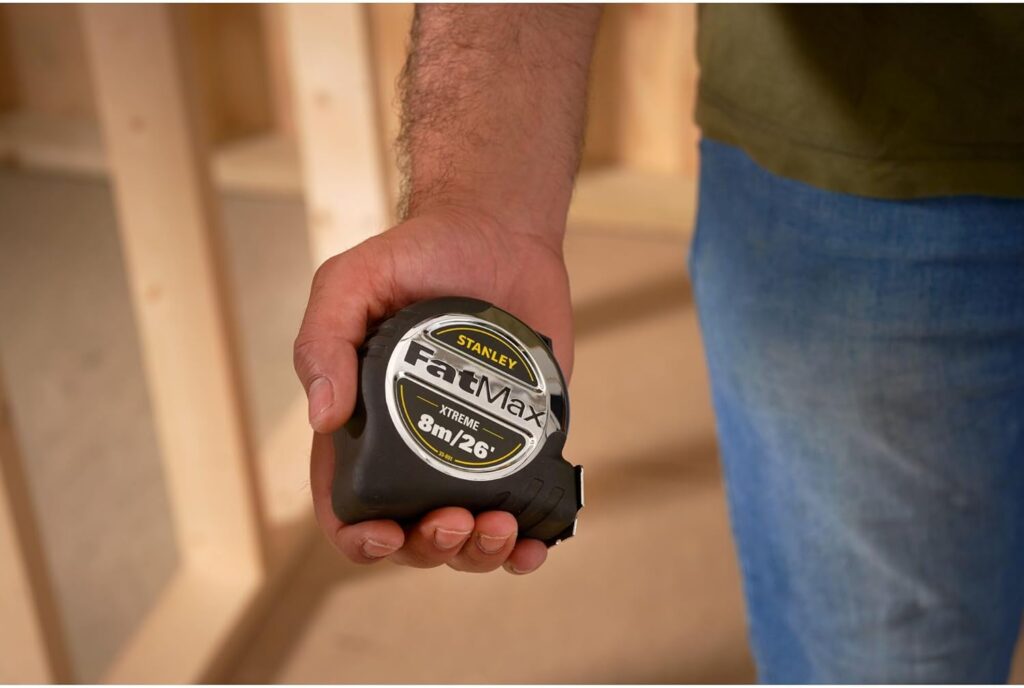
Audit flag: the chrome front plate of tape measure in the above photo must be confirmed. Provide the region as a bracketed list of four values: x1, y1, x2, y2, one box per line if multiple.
[384, 312, 565, 481]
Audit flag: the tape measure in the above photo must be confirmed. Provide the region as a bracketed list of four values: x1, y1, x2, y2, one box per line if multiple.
[332, 297, 583, 546]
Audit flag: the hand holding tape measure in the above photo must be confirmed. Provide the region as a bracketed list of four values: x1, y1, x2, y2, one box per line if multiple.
[335, 297, 583, 544]
[294, 220, 580, 574]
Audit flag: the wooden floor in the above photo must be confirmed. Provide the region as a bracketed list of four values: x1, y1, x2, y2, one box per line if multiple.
[2, 166, 1022, 682]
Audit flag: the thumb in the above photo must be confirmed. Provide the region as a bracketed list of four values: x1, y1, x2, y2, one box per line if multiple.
[293, 250, 383, 433]
[293, 334, 358, 434]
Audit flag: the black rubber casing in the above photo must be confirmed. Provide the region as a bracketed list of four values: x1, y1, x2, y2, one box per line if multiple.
[332, 297, 582, 546]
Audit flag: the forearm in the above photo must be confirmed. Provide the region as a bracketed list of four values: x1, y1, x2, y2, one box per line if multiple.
[398, 4, 601, 244]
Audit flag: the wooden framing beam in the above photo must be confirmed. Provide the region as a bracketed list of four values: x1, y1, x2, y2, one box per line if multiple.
[283, 4, 390, 264]
[367, 4, 413, 211]
[0, 370, 73, 683]
[81, 5, 271, 679]
[1, 4, 701, 680]
[583, 5, 699, 177]
[81, 4, 265, 575]
[259, 4, 296, 141]
[616, 4, 698, 177]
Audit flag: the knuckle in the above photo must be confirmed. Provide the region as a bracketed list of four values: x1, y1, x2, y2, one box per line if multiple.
[333, 530, 377, 565]
[392, 549, 439, 569]
[292, 332, 319, 363]
[422, 542, 459, 564]
[347, 548, 380, 565]
[447, 559, 485, 574]
[291, 335, 323, 381]
[311, 241, 379, 297]
[310, 252, 345, 289]
[389, 554, 419, 568]
[449, 548, 488, 571]
[337, 543, 366, 564]
[458, 548, 503, 571]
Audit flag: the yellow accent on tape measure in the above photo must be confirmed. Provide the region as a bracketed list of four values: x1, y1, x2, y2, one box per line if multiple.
[434, 325, 536, 384]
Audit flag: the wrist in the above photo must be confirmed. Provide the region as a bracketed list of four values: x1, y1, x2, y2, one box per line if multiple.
[404, 191, 568, 258]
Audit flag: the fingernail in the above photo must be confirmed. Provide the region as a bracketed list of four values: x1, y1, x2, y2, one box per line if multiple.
[434, 527, 470, 550]
[361, 538, 398, 559]
[503, 562, 527, 575]
[308, 377, 333, 427]
[476, 533, 510, 554]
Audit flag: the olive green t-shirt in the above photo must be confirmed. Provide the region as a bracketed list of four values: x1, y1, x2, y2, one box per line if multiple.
[695, 5, 1024, 199]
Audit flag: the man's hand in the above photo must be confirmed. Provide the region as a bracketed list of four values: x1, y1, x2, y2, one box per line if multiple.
[294, 211, 573, 574]
[294, 4, 598, 574]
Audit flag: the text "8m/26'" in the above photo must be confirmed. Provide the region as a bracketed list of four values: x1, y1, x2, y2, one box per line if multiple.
[417, 413, 494, 459]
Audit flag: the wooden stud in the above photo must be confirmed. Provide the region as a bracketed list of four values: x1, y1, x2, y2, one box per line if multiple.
[367, 4, 414, 215]
[616, 5, 698, 176]
[584, 5, 699, 178]
[80, 5, 265, 577]
[581, 7, 626, 169]
[283, 4, 390, 264]
[679, 4, 700, 181]
[0, 370, 73, 683]
[259, 4, 296, 141]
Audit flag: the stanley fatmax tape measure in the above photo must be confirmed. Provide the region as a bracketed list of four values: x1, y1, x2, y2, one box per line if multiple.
[332, 297, 583, 546]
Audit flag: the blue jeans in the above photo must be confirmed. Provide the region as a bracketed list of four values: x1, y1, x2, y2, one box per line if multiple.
[690, 139, 1024, 682]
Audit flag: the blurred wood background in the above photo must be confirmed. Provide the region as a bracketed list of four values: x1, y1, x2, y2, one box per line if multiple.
[3, 5, 1024, 684]
[0, 4, 698, 228]
[0, 4, 703, 683]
